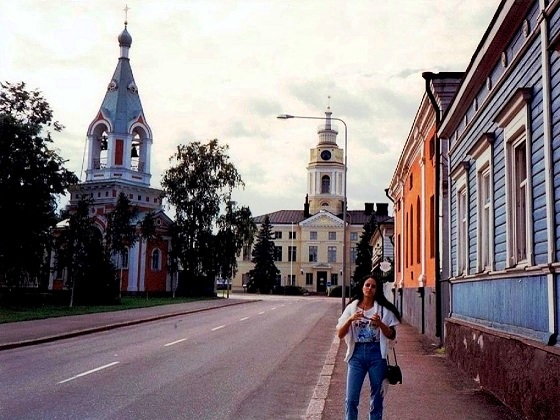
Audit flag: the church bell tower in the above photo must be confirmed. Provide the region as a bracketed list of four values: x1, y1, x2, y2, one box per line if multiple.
[306, 107, 345, 215]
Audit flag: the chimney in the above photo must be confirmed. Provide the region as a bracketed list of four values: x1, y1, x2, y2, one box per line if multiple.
[364, 202, 374, 215]
[376, 203, 389, 217]
[304, 194, 310, 218]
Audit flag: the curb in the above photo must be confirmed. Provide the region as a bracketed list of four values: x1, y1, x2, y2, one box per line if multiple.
[305, 335, 340, 419]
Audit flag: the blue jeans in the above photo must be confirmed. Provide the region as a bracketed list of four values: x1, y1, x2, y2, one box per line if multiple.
[345, 341, 387, 420]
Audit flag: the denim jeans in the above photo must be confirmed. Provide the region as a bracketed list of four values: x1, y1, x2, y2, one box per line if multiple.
[345, 341, 387, 420]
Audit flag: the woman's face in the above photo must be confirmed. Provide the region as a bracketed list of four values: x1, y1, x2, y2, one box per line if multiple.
[362, 278, 377, 298]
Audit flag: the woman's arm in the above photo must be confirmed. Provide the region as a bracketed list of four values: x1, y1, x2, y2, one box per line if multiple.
[371, 313, 397, 339]
[336, 305, 361, 339]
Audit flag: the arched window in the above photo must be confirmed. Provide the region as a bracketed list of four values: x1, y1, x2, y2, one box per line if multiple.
[151, 248, 161, 271]
[321, 175, 331, 193]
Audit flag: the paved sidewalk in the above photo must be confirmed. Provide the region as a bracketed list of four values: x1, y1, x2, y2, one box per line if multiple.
[320, 322, 520, 420]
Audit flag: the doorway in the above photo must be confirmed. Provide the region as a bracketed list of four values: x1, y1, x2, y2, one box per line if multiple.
[317, 271, 327, 293]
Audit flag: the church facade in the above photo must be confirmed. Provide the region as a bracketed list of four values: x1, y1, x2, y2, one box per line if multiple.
[233, 109, 392, 294]
[50, 22, 174, 295]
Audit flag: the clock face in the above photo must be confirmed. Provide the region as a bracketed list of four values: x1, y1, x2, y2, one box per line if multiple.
[320, 150, 331, 160]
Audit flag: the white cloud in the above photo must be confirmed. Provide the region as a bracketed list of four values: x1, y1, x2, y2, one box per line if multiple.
[1, 0, 499, 216]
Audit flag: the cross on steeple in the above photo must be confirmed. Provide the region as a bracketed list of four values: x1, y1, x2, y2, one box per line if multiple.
[124, 4, 130, 25]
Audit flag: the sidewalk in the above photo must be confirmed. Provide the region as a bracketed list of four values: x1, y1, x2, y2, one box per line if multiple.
[1, 298, 519, 419]
[320, 322, 520, 420]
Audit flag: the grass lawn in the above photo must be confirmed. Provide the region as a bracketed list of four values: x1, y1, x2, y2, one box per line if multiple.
[0, 296, 211, 324]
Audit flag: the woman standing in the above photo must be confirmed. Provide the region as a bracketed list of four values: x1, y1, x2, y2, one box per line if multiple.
[336, 274, 401, 420]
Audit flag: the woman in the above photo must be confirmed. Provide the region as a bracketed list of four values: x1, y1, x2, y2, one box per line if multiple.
[336, 274, 401, 420]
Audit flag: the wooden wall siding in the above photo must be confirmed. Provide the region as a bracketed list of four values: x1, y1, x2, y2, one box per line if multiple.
[452, 275, 549, 334]
[449, 33, 543, 276]
[468, 165, 477, 273]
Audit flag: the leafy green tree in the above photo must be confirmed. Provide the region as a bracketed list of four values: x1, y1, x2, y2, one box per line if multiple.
[353, 213, 378, 284]
[162, 139, 246, 295]
[0, 82, 78, 291]
[105, 192, 140, 298]
[247, 215, 279, 294]
[55, 197, 117, 306]
[215, 201, 256, 282]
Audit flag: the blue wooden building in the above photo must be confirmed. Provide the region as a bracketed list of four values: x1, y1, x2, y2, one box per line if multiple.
[438, 0, 560, 417]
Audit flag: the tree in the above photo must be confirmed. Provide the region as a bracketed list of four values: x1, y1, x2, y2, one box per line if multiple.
[162, 139, 247, 296]
[247, 215, 279, 294]
[215, 201, 256, 283]
[105, 192, 140, 298]
[54, 197, 117, 306]
[353, 212, 378, 284]
[0, 82, 78, 291]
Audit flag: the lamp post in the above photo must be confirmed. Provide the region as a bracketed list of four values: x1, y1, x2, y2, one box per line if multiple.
[277, 113, 348, 312]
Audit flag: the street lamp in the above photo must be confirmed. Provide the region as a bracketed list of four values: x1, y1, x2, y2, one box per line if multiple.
[277, 113, 348, 312]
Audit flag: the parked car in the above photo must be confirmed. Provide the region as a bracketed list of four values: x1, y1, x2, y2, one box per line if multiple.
[272, 285, 309, 296]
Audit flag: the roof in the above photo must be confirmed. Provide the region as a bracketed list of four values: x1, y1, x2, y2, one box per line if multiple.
[253, 209, 392, 227]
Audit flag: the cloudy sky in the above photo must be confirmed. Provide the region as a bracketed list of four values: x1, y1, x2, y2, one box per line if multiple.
[1, 0, 499, 217]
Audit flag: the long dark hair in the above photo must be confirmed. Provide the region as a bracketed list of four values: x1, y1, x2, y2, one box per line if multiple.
[351, 274, 401, 322]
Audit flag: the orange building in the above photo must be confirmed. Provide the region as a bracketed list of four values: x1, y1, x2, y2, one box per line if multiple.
[388, 73, 462, 341]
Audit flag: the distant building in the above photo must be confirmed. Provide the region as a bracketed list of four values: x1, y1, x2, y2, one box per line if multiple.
[50, 22, 174, 294]
[234, 108, 391, 294]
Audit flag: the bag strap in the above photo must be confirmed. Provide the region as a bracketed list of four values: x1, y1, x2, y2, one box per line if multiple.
[392, 347, 398, 366]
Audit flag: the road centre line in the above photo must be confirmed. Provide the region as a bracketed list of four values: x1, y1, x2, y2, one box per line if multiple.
[211, 325, 226, 331]
[258, 311, 265, 315]
[58, 361, 119, 384]
[240, 317, 249, 321]
[164, 338, 187, 347]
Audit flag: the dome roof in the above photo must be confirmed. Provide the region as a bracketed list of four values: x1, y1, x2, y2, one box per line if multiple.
[118, 25, 132, 48]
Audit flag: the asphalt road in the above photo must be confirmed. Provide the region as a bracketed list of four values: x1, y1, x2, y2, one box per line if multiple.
[0, 295, 339, 419]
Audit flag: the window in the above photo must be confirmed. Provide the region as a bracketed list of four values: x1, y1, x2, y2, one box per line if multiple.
[350, 232, 358, 241]
[305, 273, 313, 285]
[429, 195, 435, 258]
[274, 231, 283, 239]
[416, 197, 421, 264]
[478, 167, 492, 270]
[331, 273, 338, 286]
[495, 88, 532, 267]
[121, 248, 129, 269]
[328, 231, 336, 240]
[328, 246, 337, 263]
[289, 231, 296, 240]
[321, 175, 331, 193]
[288, 275, 296, 285]
[470, 132, 495, 272]
[309, 246, 318, 262]
[510, 140, 528, 263]
[350, 247, 357, 264]
[310, 231, 317, 240]
[274, 246, 282, 261]
[457, 187, 468, 275]
[242, 244, 251, 261]
[288, 246, 297, 262]
[151, 248, 161, 271]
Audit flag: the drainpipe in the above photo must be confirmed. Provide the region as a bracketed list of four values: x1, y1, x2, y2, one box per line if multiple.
[422, 72, 442, 341]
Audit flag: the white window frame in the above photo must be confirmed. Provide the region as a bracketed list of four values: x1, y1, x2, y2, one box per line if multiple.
[495, 88, 533, 268]
[451, 163, 468, 276]
[471, 134, 494, 272]
[151, 248, 161, 271]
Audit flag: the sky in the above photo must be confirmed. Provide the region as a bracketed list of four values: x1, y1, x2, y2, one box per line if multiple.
[1, 0, 500, 218]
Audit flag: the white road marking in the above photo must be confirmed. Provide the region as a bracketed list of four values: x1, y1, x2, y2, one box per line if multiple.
[258, 311, 265, 315]
[240, 317, 249, 321]
[271, 307, 277, 310]
[164, 338, 187, 347]
[212, 325, 226, 331]
[58, 361, 120, 384]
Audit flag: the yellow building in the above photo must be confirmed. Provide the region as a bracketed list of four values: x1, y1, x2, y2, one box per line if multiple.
[233, 108, 390, 294]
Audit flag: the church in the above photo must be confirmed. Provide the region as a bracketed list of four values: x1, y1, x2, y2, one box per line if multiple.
[49, 21, 175, 295]
[233, 108, 391, 294]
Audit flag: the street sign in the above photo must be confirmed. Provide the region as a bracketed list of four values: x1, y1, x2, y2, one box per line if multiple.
[379, 261, 391, 272]
[327, 281, 331, 287]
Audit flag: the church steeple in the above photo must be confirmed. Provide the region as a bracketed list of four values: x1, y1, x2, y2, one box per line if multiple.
[306, 106, 345, 215]
[84, 20, 153, 187]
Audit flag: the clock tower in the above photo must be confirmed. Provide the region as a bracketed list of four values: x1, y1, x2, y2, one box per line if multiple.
[306, 107, 345, 215]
